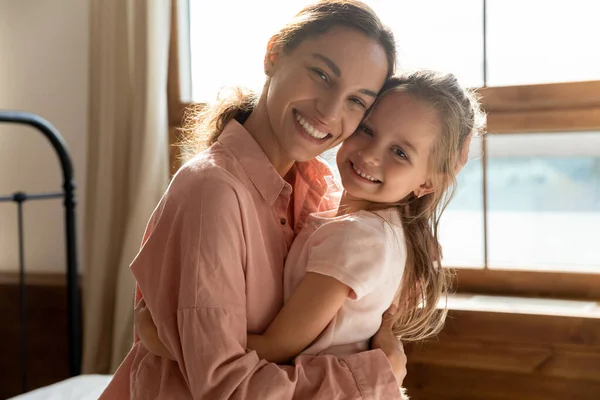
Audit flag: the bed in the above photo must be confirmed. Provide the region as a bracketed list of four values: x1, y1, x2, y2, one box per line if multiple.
[0, 111, 89, 398]
[7, 375, 113, 400]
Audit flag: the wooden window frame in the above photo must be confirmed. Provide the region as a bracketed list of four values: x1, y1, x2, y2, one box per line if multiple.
[167, 2, 600, 300]
[451, 81, 600, 300]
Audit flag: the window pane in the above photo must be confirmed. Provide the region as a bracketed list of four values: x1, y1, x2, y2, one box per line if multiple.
[486, 133, 600, 271]
[321, 145, 340, 181]
[189, 1, 307, 103]
[189, 0, 484, 102]
[373, 0, 483, 88]
[439, 137, 485, 268]
[487, 0, 600, 86]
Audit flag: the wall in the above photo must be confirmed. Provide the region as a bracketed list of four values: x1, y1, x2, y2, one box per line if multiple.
[0, 0, 89, 274]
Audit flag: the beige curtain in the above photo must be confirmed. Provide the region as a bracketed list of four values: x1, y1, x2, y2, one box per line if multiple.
[83, 0, 171, 373]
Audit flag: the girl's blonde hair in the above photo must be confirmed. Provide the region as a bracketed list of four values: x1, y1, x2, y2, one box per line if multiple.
[180, 0, 396, 159]
[375, 70, 485, 342]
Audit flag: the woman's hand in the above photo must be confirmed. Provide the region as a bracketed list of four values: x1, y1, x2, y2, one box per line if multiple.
[372, 305, 407, 386]
[135, 298, 174, 360]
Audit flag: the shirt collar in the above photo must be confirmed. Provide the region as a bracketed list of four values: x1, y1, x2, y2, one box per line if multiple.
[218, 120, 288, 205]
[218, 120, 340, 206]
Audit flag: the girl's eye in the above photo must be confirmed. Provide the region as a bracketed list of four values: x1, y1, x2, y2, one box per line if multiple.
[350, 97, 367, 109]
[311, 68, 328, 82]
[393, 147, 408, 160]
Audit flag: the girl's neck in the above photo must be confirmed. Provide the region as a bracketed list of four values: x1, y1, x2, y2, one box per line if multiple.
[336, 191, 373, 216]
[243, 92, 295, 177]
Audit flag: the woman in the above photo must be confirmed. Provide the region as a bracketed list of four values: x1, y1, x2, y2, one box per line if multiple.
[100, 1, 406, 398]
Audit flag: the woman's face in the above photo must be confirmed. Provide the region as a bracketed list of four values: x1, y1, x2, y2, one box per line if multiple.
[264, 26, 388, 163]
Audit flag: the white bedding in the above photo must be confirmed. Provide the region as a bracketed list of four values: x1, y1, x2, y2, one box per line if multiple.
[8, 375, 112, 400]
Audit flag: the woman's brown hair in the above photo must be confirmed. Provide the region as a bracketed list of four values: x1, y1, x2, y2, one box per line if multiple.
[180, 0, 396, 159]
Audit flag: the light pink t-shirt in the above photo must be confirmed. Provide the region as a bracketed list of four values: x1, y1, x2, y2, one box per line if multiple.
[284, 208, 406, 356]
[100, 120, 404, 399]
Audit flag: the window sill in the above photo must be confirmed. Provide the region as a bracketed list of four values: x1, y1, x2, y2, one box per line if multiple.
[447, 293, 600, 319]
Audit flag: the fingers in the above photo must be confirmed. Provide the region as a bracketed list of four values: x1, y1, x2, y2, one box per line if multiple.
[385, 303, 398, 316]
[381, 304, 398, 329]
[135, 297, 146, 312]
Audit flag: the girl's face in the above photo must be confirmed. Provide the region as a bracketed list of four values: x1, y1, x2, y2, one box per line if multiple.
[336, 90, 442, 205]
[264, 26, 388, 163]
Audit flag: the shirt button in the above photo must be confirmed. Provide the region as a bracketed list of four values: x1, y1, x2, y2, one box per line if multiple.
[280, 218, 287, 225]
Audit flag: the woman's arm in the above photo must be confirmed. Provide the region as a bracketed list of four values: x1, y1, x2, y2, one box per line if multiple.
[137, 299, 408, 394]
[247, 272, 351, 363]
[133, 170, 405, 399]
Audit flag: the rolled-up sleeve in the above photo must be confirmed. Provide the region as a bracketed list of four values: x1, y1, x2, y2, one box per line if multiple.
[132, 169, 402, 399]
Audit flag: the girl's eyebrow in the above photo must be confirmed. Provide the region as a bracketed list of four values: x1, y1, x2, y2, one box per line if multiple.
[398, 138, 418, 156]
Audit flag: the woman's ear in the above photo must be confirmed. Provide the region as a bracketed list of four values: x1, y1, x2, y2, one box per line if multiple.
[264, 36, 280, 77]
[413, 180, 435, 198]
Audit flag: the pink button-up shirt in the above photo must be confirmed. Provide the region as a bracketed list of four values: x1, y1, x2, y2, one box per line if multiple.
[100, 120, 402, 399]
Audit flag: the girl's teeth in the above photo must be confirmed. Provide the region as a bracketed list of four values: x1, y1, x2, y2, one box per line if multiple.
[352, 163, 379, 182]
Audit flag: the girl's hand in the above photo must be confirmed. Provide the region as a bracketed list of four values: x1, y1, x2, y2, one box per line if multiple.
[371, 305, 407, 386]
[135, 298, 174, 360]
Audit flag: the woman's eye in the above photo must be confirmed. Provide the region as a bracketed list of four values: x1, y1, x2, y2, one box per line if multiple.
[311, 68, 328, 82]
[350, 97, 366, 109]
[358, 125, 373, 136]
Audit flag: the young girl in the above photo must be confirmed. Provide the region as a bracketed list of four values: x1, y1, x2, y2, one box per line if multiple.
[246, 70, 485, 366]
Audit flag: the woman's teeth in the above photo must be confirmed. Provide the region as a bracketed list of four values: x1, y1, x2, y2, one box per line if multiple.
[296, 113, 328, 140]
[352, 163, 381, 183]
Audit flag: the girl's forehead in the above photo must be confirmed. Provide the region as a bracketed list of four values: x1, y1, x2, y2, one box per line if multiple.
[367, 91, 441, 139]
[369, 91, 418, 121]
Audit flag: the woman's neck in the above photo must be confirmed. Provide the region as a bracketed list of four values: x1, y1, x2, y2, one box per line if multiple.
[336, 191, 373, 216]
[243, 94, 295, 177]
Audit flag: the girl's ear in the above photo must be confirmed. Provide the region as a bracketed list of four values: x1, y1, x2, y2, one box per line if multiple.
[413, 180, 435, 198]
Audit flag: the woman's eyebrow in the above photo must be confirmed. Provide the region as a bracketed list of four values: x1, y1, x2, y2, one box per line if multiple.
[312, 53, 377, 98]
[312, 53, 340, 76]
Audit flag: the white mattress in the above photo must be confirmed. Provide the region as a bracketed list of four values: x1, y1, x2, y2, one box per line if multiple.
[8, 375, 112, 400]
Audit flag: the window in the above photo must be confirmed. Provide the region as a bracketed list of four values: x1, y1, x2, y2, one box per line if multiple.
[485, 133, 600, 271]
[487, 0, 600, 86]
[187, 0, 485, 102]
[438, 139, 485, 268]
[174, 0, 600, 297]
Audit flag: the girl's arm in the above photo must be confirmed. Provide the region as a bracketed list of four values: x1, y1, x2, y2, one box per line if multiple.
[129, 170, 405, 399]
[247, 272, 351, 363]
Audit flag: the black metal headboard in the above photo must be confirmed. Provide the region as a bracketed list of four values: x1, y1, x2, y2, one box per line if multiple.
[0, 110, 82, 393]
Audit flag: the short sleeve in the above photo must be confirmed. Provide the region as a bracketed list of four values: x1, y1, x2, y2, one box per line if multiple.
[305, 214, 397, 300]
